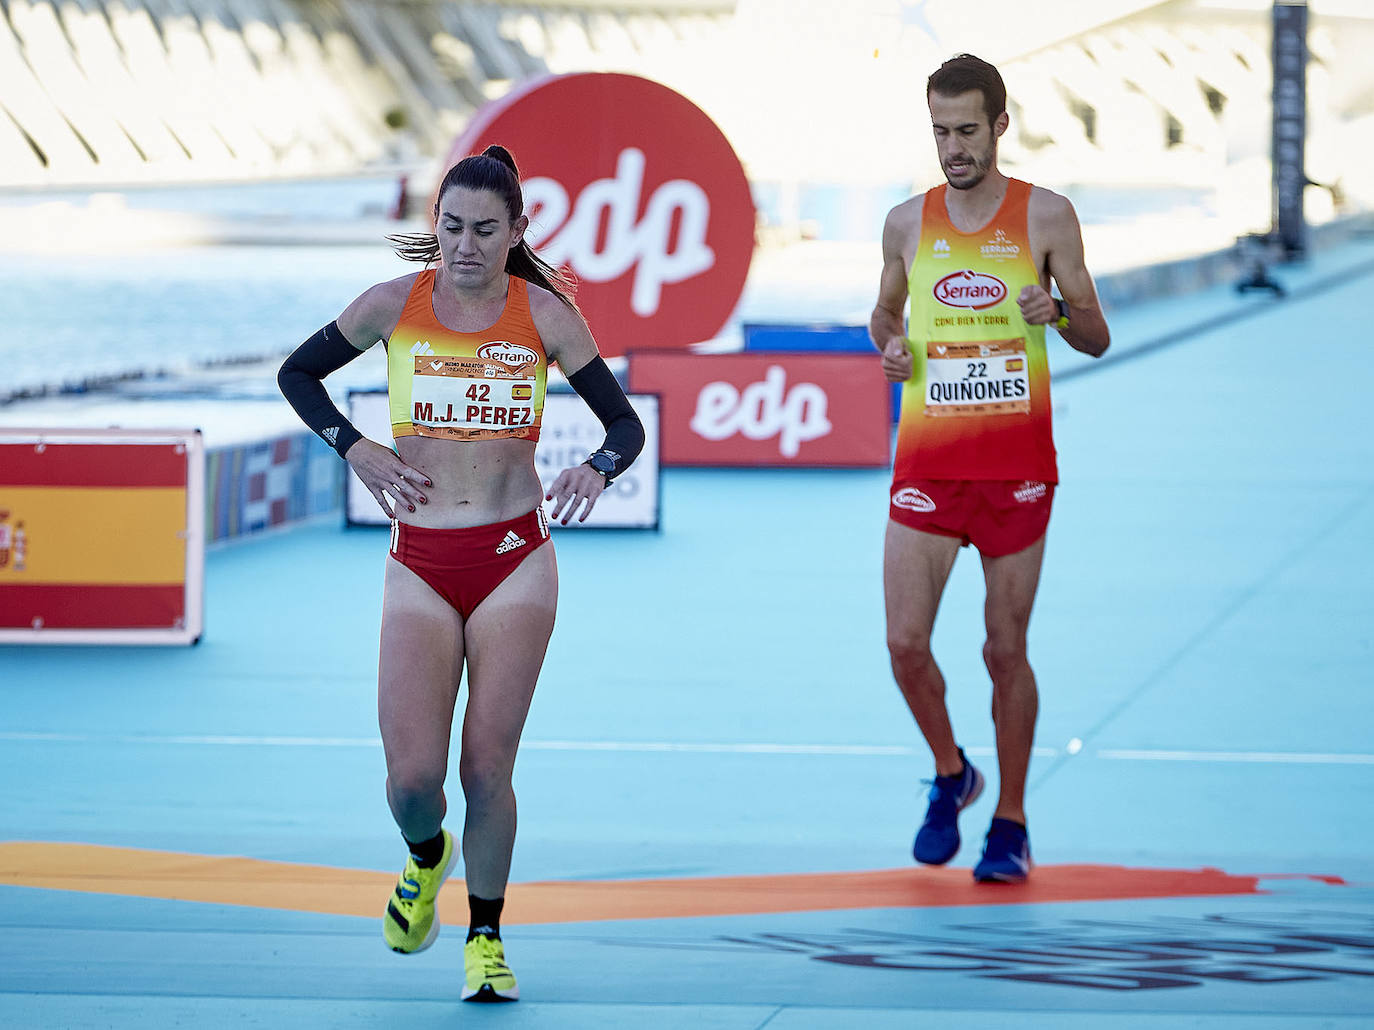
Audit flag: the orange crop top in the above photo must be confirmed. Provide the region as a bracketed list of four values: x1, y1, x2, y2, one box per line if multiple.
[386, 269, 548, 442]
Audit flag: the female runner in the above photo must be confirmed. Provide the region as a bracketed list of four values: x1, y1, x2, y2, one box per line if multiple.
[278, 145, 643, 1001]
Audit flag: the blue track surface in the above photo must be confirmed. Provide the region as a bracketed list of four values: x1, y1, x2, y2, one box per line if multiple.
[3, 238, 1373, 1027]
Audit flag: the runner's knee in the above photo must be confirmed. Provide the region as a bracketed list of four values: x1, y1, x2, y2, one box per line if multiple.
[887, 629, 935, 671]
[982, 635, 1028, 683]
[387, 765, 446, 810]
[458, 748, 515, 805]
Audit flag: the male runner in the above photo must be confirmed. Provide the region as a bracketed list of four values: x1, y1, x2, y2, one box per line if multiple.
[870, 54, 1110, 882]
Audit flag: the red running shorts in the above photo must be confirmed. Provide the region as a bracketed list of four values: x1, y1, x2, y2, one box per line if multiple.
[889, 479, 1055, 558]
[389, 508, 550, 619]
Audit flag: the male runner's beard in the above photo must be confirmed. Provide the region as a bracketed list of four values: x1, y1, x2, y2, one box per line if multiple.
[943, 141, 995, 191]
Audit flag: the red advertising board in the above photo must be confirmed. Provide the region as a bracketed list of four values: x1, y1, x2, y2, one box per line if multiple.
[628, 353, 891, 467]
[439, 73, 755, 359]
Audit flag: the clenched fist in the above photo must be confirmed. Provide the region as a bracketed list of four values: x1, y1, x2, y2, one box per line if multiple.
[881, 335, 913, 383]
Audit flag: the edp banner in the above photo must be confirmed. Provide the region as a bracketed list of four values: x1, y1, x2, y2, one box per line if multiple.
[439, 73, 755, 359]
[627, 352, 891, 467]
[346, 390, 660, 530]
[742, 322, 901, 422]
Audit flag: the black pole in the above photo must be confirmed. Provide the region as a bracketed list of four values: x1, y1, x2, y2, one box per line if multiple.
[1271, 0, 1308, 261]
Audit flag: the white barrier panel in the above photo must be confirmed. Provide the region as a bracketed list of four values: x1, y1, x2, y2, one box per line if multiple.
[346, 390, 660, 530]
[0, 427, 205, 645]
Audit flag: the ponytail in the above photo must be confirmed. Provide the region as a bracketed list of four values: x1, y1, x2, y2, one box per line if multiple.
[387, 145, 578, 309]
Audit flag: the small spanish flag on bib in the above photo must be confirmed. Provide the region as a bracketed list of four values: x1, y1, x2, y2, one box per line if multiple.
[511, 385, 533, 401]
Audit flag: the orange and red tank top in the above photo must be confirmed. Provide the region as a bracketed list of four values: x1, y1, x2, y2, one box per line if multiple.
[386, 269, 548, 442]
[893, 178, 1058, 483]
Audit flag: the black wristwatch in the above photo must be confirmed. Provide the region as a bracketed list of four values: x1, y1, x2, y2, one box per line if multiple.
[584, 450, 618, 483]
[1054, 298, 1070, 331]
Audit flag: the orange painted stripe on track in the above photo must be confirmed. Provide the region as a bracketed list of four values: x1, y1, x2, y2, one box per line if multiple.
[0, 842, 1274, 923]
[0, 843, 1284, 924]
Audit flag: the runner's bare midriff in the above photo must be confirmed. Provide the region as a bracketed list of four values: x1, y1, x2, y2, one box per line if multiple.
[394, 435, 543, 528]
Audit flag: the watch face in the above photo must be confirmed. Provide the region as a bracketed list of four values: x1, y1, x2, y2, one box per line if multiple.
[589, 453, 615, 475]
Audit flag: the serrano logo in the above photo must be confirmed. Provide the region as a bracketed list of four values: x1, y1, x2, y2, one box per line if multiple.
[689, 366, 832, 458]
[1014, 480, 1048, 504]
[933, 270, 1007, 310]
[980, 228, 1021, 260]
[892, 487, 936, 513]
[478, 341, 538, 369]
[441, 73, 755, 358]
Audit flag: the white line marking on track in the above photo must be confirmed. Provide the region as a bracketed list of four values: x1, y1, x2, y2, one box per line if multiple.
[0, 732, 381, 747]
[1100, 748, 1374, 765]
[9, 734, 1369, 765]
[0, 732, 1065, 757]
[526, 740, 920, 755]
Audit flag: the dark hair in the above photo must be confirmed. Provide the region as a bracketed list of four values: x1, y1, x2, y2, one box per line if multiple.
[388, 144, 578, 308]
[927, 54, 1006, 125]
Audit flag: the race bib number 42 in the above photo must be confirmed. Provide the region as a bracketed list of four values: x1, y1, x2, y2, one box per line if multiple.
[411, 357, 537, 439]
[923, 338, 1030, 417]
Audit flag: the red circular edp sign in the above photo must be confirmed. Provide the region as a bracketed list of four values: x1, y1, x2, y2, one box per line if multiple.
[440, 73, 755, 358]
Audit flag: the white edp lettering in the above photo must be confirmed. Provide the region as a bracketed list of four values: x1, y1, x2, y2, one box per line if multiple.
[690, 366, 832, 458]
[524, 148, 715, 316]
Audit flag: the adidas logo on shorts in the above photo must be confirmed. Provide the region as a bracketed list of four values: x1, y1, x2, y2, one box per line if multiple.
[495, 530, 526, 555]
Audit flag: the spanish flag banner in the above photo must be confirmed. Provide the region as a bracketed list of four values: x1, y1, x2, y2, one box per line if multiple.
[0, 428, 205, 645]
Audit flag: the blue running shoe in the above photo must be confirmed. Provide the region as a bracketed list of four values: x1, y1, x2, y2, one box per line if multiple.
[912, 749, 984, 865]
[973, 817, 1032, 883]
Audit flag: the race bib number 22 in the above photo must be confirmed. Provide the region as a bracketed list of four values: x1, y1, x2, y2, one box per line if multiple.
[923, 338, 1030, 417]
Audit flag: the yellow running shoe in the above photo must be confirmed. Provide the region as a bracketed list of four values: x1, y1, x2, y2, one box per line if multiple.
[382, 829, 456, 953]
[462, 933, 519, 1002]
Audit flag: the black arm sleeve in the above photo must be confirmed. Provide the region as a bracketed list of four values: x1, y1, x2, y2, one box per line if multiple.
[277, 322, 367, 459]
[566, 356, 645, 483]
